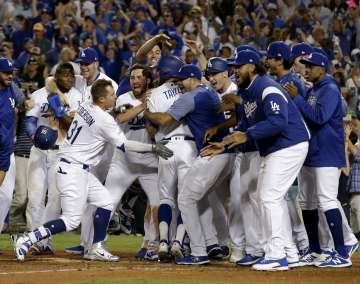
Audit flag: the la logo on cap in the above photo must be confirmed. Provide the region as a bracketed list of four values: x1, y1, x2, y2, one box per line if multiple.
[207, 60, 213, 68]
[191, 72, 194, 76]
[249, 59, 253, 62]
[81, 51, 85, 57]
[308, 53, 313, 59]
[8, 61, 12, 67]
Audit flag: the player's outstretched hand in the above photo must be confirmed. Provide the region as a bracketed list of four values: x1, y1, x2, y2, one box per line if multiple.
[223, 131, 247, 148]
[200, 142, 225, 157]
[152, 141, 174, 160]
[283, 82, 298, 99]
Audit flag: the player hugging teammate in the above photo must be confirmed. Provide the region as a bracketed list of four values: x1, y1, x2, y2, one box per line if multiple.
[11, 40, 359, 271]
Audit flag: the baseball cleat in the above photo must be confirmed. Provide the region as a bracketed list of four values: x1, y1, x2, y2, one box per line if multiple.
[315, 253, 352, 268]
[221, 245, 230, 258]
[345, 242, 359, 257]
[83, 242, 119, 262]
[252, 257, 289, 271]
[297, 251, 322, 266]
[64, 245, 84, 255]
[206, 244, 224, 260]
[144, 249, 159, 261]
[175, 255, 210, 265]
[158, 240, 170, 261]
[135, 247, 147, 260]
[12, 234, 32, 262]
[30, 243, 55, 255]
[229, 248, 245, 263]
[171, 240, 184, 258]
[236, 254, 262, 266]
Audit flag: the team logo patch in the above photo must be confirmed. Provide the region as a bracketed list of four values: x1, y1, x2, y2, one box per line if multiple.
[307, 95, 317, 106]
[270, 100, 280, 113]
[244, 101, 257, 118]
[8, 97, 15, 108]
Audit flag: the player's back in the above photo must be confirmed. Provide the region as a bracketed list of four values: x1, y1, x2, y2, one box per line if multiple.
[59, 102, 125, 167]
[148, 82, 192, 142]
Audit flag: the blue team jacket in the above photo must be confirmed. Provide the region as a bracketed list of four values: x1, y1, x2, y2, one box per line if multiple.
[238, 75, 310, 157]
[293, 76, 345, 167]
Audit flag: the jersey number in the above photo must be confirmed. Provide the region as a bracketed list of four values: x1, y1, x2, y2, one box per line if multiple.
[66, 120, 83, 144]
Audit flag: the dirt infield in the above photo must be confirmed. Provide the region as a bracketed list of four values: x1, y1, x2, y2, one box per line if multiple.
[0, 251, 359, 284]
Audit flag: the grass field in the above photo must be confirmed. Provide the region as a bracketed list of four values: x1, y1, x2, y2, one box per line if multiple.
[1, 232, 360, 284]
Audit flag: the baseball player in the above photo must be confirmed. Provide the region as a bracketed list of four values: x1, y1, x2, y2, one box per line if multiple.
[144, 55, 198, 261]
[202, 50, 310, 271]
[204, 57, 242, 259]
[25, 63, 84, 253]
[265, 41, 309, 254]
[83, 64, 161, 260]
[145, 64, 234, 265]
[288, 52, 357, 268]
[0, 58, 22, 237]
[64, 47, 119, 255]
[13, 79, 173, 262]
[288, 46, 358, 260]
[204, 55, 264, 264]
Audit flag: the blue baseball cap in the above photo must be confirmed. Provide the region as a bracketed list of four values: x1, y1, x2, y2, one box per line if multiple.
[291, 43, 312, 59]
[299, 52, 328, 68]
[228, 50, 261, 67]
[0, 57, 14, 72]
[206, 57, 229, 74]
[76, 48, 99, 64]
[267, 41, 291, 60]
[176, 64, 202, 80]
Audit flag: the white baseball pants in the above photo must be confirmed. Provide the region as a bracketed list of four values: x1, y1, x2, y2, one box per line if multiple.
[56, 160, 113, 231]
[0, 154, 15, 232]
[258, 142, 308, 260]
[178, 153, 234, 256]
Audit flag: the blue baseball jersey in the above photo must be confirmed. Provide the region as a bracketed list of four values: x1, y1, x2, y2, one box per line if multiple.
[237, 75, 310, 157]
[293, 75, 345, 167]
[167, 84, 228, 151]
[277, 71, 306, 98]
[0, 85, 19, 171]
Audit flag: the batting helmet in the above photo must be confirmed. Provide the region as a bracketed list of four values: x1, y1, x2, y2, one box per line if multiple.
[34, 126, 58, 150]
[206, 57, 229, 74]
[156, 55, 184, 81]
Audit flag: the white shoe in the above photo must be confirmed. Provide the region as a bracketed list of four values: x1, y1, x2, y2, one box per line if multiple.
[171, 240, 184, 258]
[12, 234, 32, 262]
[287, 255, 300, 268]
[252, 257, 289, 271]
[298, 251, 321, 266]
[158, 240, 169, 261]
[229, 248, 245, 263]
[83, 242, 119, 262]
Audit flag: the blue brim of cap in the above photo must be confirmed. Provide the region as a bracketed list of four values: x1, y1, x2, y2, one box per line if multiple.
[76, 58, 95, 64]
[299, 58, 321, 66]
[227, 60, 243, 66]
[0, 68, 14, 72]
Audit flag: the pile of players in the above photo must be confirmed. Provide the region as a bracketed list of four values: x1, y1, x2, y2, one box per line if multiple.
[5, 39, 359, 271]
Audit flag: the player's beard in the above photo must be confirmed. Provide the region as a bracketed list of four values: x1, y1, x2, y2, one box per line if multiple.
[236, 73, 251, 90]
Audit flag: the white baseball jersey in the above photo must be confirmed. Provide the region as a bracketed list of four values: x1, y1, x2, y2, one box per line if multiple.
[147, 82, 192, 142]
[75, 72, 118, 102]
[59, 102, 127, 167]
[221, 81, 238, 98]
[115, 91, 156, 165]
[26, 87, 83, 128]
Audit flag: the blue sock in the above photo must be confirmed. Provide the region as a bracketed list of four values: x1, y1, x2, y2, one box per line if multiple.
[93, 207, 111, 244]
[177, 213, 183, 225]
[302, 209, 321, 254]
[28, 219, 66, 244]
[324, 208, 347, 257]
[158, 204, 172, 226]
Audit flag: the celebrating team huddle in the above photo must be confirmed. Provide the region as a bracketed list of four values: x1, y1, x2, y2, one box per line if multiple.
[3, 38, 358, 272]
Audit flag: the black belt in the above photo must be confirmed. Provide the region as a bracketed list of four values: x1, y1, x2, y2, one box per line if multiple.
[15, 154, 30, 159]
[162, 136, 195, 141]
[50, 145, 60, 150]
[60, 158, 89, 170]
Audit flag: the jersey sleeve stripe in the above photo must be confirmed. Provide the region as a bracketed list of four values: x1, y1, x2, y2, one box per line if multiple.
[262, 86, 288, 103]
